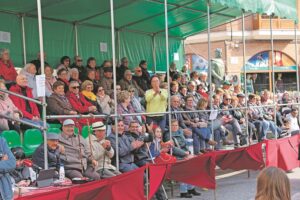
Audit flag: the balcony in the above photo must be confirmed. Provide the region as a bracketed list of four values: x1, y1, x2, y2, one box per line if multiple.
[253, 14, 296, 30]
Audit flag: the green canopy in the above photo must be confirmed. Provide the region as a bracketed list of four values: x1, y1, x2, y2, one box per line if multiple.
[0, 0, 297, 70]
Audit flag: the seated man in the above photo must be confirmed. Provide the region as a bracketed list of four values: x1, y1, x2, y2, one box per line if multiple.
[58, 119, 100, 180]
[0, 137, 16, 200]
[108, 119, 143, 173]
[86, 121, 121, 178]
[10, 147, 35, 187]
[164, 119, 200, 198]
[125, 120, 149, 167]
[9, 74, 44, 127]
[286, 108, 300, 136]
[32, 132, 64, 172]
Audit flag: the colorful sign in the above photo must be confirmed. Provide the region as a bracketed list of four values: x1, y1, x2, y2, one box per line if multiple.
[191, 54, 208, 72]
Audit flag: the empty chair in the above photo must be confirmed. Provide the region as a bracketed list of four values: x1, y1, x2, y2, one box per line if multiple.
[23, 129, 43, 157]
[0, 130, 22, 148]
[81, 126, 92, 139]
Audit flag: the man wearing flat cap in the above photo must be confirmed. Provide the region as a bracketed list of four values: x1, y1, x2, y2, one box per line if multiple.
[100, 67, 113, 97]
[32, 132, 64, 171]
[58, 119, 100, 180]
[86, 121, 121, 178]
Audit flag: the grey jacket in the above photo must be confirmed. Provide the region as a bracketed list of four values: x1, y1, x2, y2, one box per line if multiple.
[59, 133, 93, 171]
[108, 133, 135, 165]
[0, 138, 16, 200]
[47, 93, 74, 115]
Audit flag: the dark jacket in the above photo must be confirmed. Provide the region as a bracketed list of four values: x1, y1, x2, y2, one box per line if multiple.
[125, 132, 148, 163]
[70, 63, 86, 81]
[133, 75, 149, 92]
[32, 144, 61, 170]
[47, 93, 74, 115]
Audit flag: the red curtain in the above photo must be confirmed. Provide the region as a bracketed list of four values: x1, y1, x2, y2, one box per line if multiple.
[148, 164, 168, 199]
[166, 154, 216, 189]
[215, 142, 265, 171]
[15, 188, 70, 200]
[266, 134, 300, 171]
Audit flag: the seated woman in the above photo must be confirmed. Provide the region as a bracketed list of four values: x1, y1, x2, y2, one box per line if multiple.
[96, 85, 114, 115]
[0, 80, 21, 132]
[81, 80, 98, 106]
[69, 68, 81, 84]
[117, 90, 140, 131]
[0, 48, 18, 88]
[56, 68, 70, 93]
[67, 81, 101, 115]
[45, 64, 56, 97]
[9, 74, 44, 128]
[10, 147, 36, 187]
[128, 86, 145, 125]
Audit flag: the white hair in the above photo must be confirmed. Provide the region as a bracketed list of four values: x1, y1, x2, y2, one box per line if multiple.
[69, 68, 79, 74]
[0, 48, 9, 58]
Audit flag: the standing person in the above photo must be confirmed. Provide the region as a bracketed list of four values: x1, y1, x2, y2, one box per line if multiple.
[0, 137, 16, 200]
[87, 122, 120, 178]
[0, 48, 18, 87]
[70, 56, 86, 81]
[139, 60, 151, 87]
[58, 119, 100, 180]
[255, 167, 291, 200]
[117, 57, 129, 82]
[145, 75, 168, 131]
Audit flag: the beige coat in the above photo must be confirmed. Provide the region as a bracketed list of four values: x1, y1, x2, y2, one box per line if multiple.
[85, 134, 116, 171]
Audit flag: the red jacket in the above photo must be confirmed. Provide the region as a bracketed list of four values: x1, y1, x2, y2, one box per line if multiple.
[9, 84, 40, 119]
[66, 92, 93, 114]
[0, 59, 18, 81]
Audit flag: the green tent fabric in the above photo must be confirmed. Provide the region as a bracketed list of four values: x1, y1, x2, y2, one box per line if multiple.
[0, 0, 297, 70]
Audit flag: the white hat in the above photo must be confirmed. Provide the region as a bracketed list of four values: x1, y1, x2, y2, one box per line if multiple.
[63, 119, 75, 126]
[92, 121, 106, 131]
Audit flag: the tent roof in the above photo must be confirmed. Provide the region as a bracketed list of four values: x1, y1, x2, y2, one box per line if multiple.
[0, 0, 297, 38]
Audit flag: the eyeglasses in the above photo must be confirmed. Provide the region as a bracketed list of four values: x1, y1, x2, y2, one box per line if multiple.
[76, 59, 83, 62]
[225, 98, 232, 101]
[72, 86, 80, 89]
[136, 70, 142, 72]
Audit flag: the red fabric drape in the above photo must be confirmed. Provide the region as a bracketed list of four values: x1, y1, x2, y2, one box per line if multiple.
[15, 188, 70, 200]
[148, 164, 168, 199]
[214, 142, 265, 171]
[266, 134, 300, 171]
[166, 154, 216, 189]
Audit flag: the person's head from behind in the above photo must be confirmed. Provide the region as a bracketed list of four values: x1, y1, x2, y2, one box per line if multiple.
[53, 81, 65, 96]
[11, 147, 25, 168]
[62, 119, 75, 137]
[255, 167, 291, 200]
[171, 119, 179, 132]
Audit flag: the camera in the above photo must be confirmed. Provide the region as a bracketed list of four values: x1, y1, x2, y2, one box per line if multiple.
[138, 132, 153, 143]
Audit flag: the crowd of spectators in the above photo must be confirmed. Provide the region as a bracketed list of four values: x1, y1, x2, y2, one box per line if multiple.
[0, 47, 300, 199]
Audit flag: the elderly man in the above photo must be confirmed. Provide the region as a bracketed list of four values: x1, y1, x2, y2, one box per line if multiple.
[0, 48, 18, 85]
[187, 80, 202, 107]
[108, 119, 143, 173]
[133, 66, 149, 92]
[70, 55, 86, 81]
[100, 67, 114, 97]
[199, 72, 209, 92]
[119, 69, 144, 97]
[87, 121, 120, 178]
[32, 132, 64, 171]
[9, 74, 43, 127]
[58, 119, 100, 180]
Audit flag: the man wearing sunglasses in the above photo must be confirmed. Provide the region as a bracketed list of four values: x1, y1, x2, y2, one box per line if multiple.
[70, 55, 86, 81]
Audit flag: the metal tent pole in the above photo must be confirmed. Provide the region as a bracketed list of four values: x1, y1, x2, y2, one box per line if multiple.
[164, 0, 172, 154]
[36, 0, 48, 170]
[152, 34, 157, 73]
[21, 15, 27, 65]
[269, 15, 277, 139]
[294, 22, 300, 120]
[117, 30, 121, 65]
[110, 0, 119, 171]
[74, 23, 79, 56]
[242, 10, 250, 178]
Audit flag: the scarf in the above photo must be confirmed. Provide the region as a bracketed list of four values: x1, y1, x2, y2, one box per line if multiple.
[82, 90, 97, 101]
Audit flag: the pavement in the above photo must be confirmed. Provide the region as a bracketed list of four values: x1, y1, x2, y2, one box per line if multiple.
[166, 168, 300, 200]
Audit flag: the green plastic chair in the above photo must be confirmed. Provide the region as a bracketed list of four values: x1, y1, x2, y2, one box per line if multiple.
[47, 127, 61, 134]
[81, 126, 92, 139]
[23, 129, 43, 157]
[49, 123, 62, 129]
[1, 130, 22, 148]
[74, 127, 79, 135]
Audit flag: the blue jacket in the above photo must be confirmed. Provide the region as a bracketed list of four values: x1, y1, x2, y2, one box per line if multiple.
[0, 138, 16, 200]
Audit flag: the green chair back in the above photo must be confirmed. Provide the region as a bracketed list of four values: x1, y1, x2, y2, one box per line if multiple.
[1, 130, 22, 148]
[47, 128, 61, 134]
[23, 129, 43, 157]
[81, 126, 92, 139]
